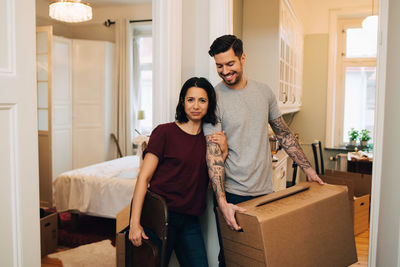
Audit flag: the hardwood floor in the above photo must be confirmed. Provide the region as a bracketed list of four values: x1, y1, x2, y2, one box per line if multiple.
[350, 230, 369, 267]
[41, 257, 63, 267]
[41, 230, 370, 267]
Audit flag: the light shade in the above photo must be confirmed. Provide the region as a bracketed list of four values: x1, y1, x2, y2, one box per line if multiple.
[362, 15, 378, 32]
[49, 0, 92, 23]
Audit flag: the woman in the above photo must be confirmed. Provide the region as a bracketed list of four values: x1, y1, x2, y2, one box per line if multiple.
[129, 77, 225, 267]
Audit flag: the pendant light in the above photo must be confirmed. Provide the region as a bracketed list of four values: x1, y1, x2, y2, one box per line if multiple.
[362, 0, 378, 30]
[49, 0, 93, 23]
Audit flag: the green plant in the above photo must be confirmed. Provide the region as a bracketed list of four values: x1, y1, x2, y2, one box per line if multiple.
[359, 129, 371, 142]
[348, 128, 359, 141]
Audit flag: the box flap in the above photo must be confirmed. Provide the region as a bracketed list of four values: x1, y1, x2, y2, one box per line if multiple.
[323, 169, 371, 196]
[321, 174, 355, 201]
[116, 202, 131, 233]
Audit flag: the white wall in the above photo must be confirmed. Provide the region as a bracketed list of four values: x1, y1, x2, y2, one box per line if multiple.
[290, 0, 378, 34]
[376, 0, 400, 265]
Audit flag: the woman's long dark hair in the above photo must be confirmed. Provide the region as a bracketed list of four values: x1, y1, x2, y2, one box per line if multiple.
[175, 77, 217, 125]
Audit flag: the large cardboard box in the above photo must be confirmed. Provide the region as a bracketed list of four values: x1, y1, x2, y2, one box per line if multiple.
[40, 211, 58, 257]
[217, 183, 357, 267]
[321, 169, 371, 235]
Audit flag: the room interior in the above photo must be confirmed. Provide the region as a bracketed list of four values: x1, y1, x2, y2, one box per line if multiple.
[29, 0, 388, 266]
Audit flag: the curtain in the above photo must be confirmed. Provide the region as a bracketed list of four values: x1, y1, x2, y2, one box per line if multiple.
[115, 18, 133, 156]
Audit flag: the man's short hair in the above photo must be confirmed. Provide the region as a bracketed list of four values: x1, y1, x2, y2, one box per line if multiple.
[208, 35, 243, 58]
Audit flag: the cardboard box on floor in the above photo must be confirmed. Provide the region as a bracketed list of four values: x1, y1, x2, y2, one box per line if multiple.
[217, 182, 357, 267]
[40, 211, 58, 257]
[321, 169, 372, 235]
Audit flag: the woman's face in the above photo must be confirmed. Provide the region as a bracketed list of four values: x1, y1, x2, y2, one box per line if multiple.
[184, 86, 209, 122]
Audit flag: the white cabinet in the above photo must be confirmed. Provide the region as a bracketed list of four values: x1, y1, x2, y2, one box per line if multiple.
[272, 149, 289, 192]
[242, 0, 303, 114]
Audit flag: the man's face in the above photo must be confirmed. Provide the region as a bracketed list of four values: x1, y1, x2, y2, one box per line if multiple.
[213, 47, 246, 89]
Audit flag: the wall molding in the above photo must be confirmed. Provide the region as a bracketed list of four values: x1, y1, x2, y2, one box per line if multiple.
[0, 0, 16, 75]
[0, 103, 21, 267]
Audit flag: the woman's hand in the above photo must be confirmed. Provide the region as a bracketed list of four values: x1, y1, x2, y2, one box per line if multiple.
[211, 131, 228, 161]
[129, 223, 149, 247]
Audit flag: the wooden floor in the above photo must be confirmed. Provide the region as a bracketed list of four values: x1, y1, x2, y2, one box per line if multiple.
[42, 230, 370, 267]
[350, 230, 369, 267]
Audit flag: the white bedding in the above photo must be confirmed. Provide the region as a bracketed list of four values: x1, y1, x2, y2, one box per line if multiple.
[54, 156, 139, 218]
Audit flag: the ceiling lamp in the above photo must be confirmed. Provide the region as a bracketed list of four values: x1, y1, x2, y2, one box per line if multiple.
[362, 0, 377, 29]
[49, 0, 93, 23]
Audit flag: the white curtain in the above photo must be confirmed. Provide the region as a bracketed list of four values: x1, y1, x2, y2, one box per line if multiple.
[115, 18, 133, 156]
[152, 0, 182, 126]
[208, 0, 233, 85]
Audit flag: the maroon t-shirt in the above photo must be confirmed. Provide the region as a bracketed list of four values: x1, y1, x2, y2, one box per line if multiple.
[144, 122, 209, 216]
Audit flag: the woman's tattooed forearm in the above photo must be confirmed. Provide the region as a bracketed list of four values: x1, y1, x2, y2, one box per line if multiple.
[269, 116, 312, 170]
[206, 136, 226, 200]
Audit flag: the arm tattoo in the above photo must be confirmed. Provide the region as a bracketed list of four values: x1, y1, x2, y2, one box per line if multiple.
[205, 136, 226, 200]
[269, 116, 312, 171]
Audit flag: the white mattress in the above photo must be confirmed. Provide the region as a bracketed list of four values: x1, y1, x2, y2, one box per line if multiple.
[54, 156, 139, 218]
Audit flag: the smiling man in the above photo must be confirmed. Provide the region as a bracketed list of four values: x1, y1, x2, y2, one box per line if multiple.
[202, 34, 324, 267]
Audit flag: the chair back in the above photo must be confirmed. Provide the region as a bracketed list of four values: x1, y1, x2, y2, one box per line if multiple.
[129, 191, 168, 267]
[312, 140, 325, 175]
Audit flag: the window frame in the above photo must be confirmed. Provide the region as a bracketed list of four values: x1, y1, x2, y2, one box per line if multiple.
[131, 23, 153, 137]
[326, 15, 376, 148]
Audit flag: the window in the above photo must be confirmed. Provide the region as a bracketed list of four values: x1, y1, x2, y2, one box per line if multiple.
[328, 17, 377, 147]
[131, 23, 152, 137]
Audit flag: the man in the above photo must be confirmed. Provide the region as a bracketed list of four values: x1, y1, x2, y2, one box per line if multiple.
[203, 35, 323, 266]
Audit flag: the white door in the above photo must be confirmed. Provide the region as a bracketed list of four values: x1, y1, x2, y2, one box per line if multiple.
[0, 0, 41, 266]
[52, 36, 72, 178]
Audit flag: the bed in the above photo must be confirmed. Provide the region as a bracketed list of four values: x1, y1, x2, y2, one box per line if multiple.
[53, 155, 140, 218]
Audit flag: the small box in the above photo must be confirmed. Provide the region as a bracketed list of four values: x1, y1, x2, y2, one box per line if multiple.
[321, 170, 371, 235]
[40, 211, 58, 257]
[217, 183, 357, 267]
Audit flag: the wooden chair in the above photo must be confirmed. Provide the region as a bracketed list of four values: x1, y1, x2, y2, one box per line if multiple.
[312, 140, 325, 175]
[127, 191, 169, 267]
[111, 133, 123, 158]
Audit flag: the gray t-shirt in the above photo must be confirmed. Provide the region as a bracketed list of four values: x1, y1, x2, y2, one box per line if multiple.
[203, 79, 281, 196]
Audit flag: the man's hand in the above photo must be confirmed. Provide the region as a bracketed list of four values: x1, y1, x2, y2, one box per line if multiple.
[304, 168, 324, 185]
[219, 201, 246, 231]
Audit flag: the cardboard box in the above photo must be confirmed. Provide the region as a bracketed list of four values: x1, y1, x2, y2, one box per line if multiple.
[321, 169, 371, 235]
[40, 211, 58, 257]
[217, 182, 357, 267]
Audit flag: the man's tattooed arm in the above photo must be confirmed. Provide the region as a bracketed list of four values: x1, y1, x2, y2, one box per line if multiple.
[205, 135, 226, 200]
[205, 135, 245, 230]
[269, 116, 324, 184]
[269, 116, 311, 170]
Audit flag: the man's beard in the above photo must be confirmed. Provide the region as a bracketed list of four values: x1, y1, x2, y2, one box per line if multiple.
[221, 71, 242, 86]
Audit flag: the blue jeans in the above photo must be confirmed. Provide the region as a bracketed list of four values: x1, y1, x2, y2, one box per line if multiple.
[213, 192, 263, 267]
[146, 211, 209, 267]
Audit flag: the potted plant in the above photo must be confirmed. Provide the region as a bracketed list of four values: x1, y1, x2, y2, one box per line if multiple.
[359, 129, 371, 147]
[348, 128, 359, 146]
